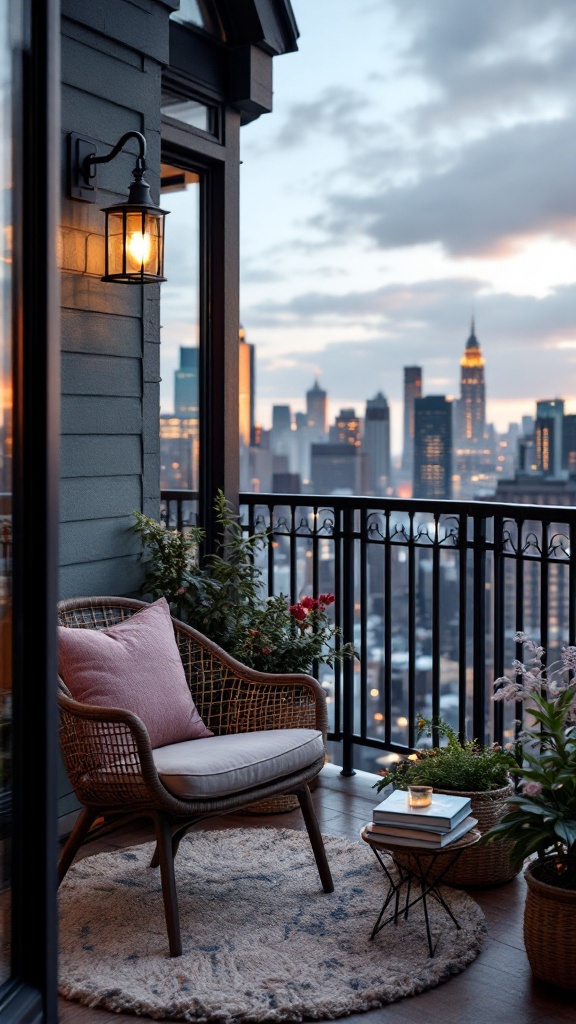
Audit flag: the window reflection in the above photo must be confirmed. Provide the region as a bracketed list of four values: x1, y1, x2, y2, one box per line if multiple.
[161, 92, 215, 135]
[0, 0, 12, 985]
[159, 165, 201, 496]
[170, 0, 225, 39]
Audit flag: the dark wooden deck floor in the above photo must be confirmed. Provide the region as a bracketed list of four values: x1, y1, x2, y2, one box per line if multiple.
[58, 766, 575, 1024]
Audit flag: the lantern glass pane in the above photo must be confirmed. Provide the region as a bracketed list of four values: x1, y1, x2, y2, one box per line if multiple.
[106, 210, 126, 277]
[124, 211, 164, 279]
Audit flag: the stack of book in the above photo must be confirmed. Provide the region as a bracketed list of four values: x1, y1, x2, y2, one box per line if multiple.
[366, 789, 478, 848]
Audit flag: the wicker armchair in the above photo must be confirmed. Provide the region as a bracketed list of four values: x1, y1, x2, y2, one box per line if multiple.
[57, 596, 333, 957]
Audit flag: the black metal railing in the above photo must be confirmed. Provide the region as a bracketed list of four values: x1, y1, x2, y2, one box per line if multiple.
[161, 489, 576, 775]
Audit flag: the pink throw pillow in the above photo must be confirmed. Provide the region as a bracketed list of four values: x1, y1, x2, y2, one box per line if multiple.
[58, 597, 213, 749]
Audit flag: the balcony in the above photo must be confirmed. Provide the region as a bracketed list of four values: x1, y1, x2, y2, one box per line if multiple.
[58, 764, 573, 1024]
[162, 489, 576, 775]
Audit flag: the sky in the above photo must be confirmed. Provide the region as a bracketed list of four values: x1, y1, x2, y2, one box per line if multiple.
[238, 0, 576, 454]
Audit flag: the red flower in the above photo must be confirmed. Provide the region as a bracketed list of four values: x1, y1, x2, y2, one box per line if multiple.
[261, 647, 272, 655]
[318, 593, 335, 606]
[289, 603, 307, 622]
[301, 596, 318, 611]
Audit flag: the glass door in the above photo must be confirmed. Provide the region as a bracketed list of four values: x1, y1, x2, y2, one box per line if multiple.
[160, 163, 202, 525]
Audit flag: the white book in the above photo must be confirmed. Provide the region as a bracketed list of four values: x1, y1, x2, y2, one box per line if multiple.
[365, 815, 478, 849]
[373, 788, 472, 831]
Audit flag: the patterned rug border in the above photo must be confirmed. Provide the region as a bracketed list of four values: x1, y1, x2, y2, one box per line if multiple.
[59, 827, 486, 1022]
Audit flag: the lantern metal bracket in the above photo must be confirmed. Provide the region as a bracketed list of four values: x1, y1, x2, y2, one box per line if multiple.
[67, 129, 167, 284]
[68, 131, 147, 203]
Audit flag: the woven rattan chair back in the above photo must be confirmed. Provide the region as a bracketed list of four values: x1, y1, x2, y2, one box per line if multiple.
[57, 596, 333, 957]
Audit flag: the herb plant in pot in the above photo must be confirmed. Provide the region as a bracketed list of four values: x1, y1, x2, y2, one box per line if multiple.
[374, 716, 519, 886]
[485, 634, 576, 989]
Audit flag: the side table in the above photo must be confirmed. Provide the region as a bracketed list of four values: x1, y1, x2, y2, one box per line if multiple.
[360, 825, 481, 957]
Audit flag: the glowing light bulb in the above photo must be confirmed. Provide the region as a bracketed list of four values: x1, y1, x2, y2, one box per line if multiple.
[127, 230, 151, 265]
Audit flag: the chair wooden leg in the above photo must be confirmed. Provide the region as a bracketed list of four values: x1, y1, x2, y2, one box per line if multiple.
[150, 818, 203, 869]
[58, 807, 97, 886]
[153, 815, 182, 957]
[296, 785, 334, 893]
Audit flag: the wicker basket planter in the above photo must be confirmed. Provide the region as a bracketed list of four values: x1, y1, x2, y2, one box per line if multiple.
[524, 860, 576, 989]
[393, 781, 519, 887]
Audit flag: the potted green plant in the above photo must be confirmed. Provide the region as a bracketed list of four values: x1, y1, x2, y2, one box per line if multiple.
[485, 633, 576, 989]
[133, 491, 355, 674]
[374, 715, 519, 886]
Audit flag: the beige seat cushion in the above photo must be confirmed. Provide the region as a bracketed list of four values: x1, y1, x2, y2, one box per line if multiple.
[152, 728, 324, 799]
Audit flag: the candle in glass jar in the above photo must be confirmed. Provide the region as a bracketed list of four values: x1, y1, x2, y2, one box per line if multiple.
[408, 785, 433, 807]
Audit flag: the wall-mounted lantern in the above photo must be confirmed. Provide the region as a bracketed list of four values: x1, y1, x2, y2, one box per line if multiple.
[68, 130, 168, 284]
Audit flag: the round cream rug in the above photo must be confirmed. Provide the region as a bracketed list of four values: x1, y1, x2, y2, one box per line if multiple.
[59, 827, 485, 1022]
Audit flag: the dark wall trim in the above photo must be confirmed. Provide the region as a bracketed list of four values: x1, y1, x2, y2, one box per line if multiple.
[201, 106, 241, 541]
[162, 105, 240, 552]
[6, 0, 61, 1019]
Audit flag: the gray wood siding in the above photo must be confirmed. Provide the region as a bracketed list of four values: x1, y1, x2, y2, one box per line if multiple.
[58, 0, 173, 819]
[59, 4, 168, 605]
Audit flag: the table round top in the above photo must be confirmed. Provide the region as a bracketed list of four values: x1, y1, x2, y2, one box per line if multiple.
[360, 825, 482, 856]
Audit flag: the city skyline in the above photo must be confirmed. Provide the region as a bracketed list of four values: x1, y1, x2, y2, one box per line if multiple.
[238, 1, 576, 446]
[239, 320, 571, 461]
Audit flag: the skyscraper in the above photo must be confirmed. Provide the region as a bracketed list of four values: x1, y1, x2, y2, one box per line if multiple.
[413, 396, 452, 499]
[454, 321, 493, 496]
[536, 399, 564, 478]
[331, 408, 361, 447]
[562, 413, 576, 474]
[306, 379, 327, 438]
[402, 366, 422, 474]
[458, 319, 485, 444]
[363, 392, 391, 495]
[311, 443, 359, 495]
[238, 325, 255, 447]
[174, 346, 199, 419]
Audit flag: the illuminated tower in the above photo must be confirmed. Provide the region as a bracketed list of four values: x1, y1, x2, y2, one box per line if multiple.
[238, 324, 255, 447]
[459, 319, 485, 444]
[536, 398, 564, 478]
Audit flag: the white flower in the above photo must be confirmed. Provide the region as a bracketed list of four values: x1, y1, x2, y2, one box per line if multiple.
[562, 646, 576, 670]
[522, 780, 542, 797]
[493, 680, 524, 702]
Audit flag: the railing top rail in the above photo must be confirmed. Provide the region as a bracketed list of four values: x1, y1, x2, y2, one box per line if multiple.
[239, 492, 576, 522]
[160, 489, 576, 524]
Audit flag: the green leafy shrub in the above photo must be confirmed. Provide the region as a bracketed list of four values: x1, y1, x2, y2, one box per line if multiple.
[133, 491, 356, 675]
[374, 714, 517, 794]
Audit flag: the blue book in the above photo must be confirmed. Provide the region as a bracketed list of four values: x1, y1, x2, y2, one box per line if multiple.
[373, 789, 472, 831]
[365, 815, 478, 847]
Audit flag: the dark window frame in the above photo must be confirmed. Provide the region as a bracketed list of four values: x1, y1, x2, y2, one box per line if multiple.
[162, 103, 241, 551]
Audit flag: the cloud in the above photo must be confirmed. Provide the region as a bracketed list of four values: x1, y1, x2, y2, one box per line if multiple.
[258, 86, 369, 150]
[239, 2, 576, 427]
[311, 117, 576, 257]
[391, 0, 576, 127]
[247, 277, 576, 403]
